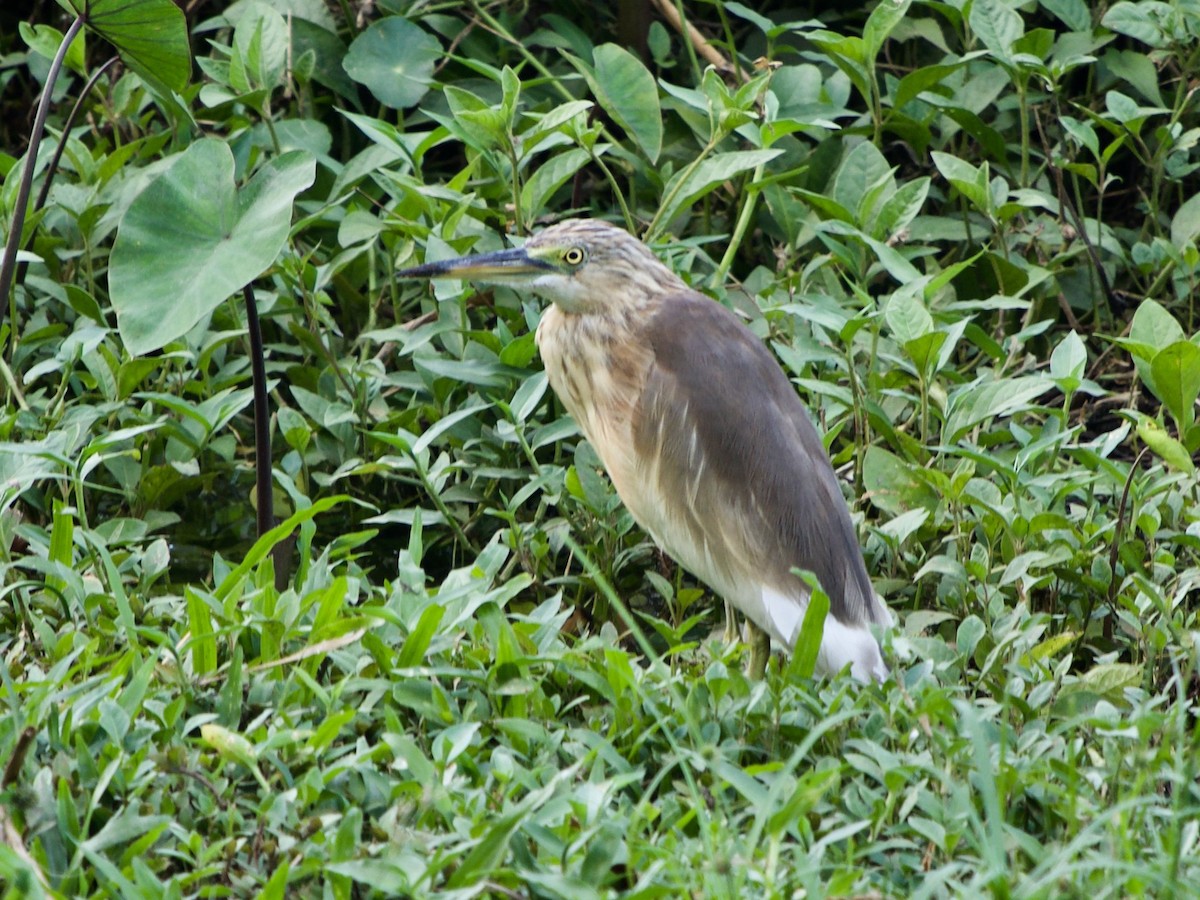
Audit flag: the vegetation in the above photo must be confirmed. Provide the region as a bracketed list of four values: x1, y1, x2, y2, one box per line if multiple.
[1, 0, 1198, 895]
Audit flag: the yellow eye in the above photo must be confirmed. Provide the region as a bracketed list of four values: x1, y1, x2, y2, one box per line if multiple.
[563, 247, 585, 266]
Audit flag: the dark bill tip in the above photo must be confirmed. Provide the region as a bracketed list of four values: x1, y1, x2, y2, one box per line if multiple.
[395, 246, 553, 281]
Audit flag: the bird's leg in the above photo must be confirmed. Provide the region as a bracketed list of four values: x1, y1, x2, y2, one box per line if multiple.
[723, 599, 738, 644]
[746, 622, 770, 679]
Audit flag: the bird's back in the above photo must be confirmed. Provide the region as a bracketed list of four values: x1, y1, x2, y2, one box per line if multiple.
[535, 262, 888, 680]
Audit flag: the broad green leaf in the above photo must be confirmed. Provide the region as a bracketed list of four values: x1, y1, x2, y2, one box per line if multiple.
[863, 446, 939, 516]
[1102, 1, 1171, 48]
[969, 0, 1023, 58]
[589, 43, 662, 163]
[1105, 49, 1166, 107]
[1135, 416, 1195, 473]
[1129, 299, 1185, 352]
[1049, 330, 1087, 391]
[905, 331, 948, 378]
[833, 141, 893, 220]
[46, 500, 75, 595]
[1039, 0, 1092, 31]
[1076, 662, 1143, 694]
[1149, 340, 1200, 432]
[886, 289, 933, 343]
[1171, 192, 1200, 249]
[20, 22, 87, 76]
[931, 151, 990, 213]
[863, 0, 912, 61]
[656, 149, 780, 228]
[398, 607, 446, 672]
[62, 0, 190, 92]
[879, 507, 930, 546]
[324, 861, 410, 895]
[343, 16, 442, 109]
[521, 147, 593, 218]
[956, 615, 986, 660]
[111, 139, 316, 355]
[874, 177, 929, 239]
[1128, 299, 1186, 397]
[945, 375, 1053, 441]
[229, 2, 288, 95]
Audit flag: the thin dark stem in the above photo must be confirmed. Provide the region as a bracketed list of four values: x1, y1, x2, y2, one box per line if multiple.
[243, 284, 284, 588]
[0, 15, 86, 364]
[14, 57, 121, 292]
[2, 727, 36, 788]
[1102, 446, 1149, 643]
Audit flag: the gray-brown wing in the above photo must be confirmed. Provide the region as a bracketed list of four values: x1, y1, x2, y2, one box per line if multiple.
[632, 291, 880, 627]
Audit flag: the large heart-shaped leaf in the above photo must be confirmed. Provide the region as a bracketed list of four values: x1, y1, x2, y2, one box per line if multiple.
[110, 139, 316, 356]
[343, 16, 441, 109]
[61, 0, 191, 92]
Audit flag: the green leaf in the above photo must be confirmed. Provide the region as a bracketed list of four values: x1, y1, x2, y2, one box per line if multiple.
[788, 576, 829, 680]
[874, 177, 929, 239]
[1102, 2, 1170, 48]
[521, 147, 593, 218]
[110, 139, 316, 355]
[186, 588, 217, 675]
[63, 0, 190, 92]
[832, 141, 893, 221]
[1039, 0, 1092, 31]
[1049, 330, 1087, 392]
[229, 3, 288, 95]
[945, 376, 1053, 441]
[1171, 191, 1200, 249]
[1076, 662, 1142, 695]
[589, 43, 662, 163]
[969, 0, 1024, 58]
[863, 0, 912, 61]
[886, 289, 933, 344]
[1135, 416, 1195, 473]
[656, 149, 780, 227]
[957, 615, 986, 660]
[931, 151, 991, 214]
[1105, 49, 1166, 107]
[1129, 299, 1186, 398]
[20, 22, 87, 76]
[46, 500, 75, 595]
[397, 604, 444, 668]
[1149, 340, 1200, 433]
[343, 16, 442, 109]
[863, 446, 939, 516]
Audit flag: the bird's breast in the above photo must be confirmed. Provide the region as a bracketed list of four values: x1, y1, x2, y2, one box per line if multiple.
[535, 307, 654, 505]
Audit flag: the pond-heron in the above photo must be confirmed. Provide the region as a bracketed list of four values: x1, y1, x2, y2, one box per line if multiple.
[397, 219, 890, 681]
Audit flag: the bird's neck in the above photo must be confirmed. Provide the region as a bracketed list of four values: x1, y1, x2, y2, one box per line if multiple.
[535, 304, 655, 454]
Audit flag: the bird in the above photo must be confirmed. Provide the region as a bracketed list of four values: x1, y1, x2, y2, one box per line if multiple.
[396, 219, 890, 681]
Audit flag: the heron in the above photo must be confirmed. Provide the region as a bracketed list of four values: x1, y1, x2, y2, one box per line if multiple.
[396, 219, 890, 681]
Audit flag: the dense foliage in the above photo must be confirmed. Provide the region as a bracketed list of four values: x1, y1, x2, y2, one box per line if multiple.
[1, 0, 1199, 896]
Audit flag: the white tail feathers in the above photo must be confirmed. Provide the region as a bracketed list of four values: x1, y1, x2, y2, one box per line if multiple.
[761, 586, 889, 683]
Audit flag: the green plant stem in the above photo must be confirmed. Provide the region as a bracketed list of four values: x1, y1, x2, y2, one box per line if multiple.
[0, 15, 85, 365]
[645, 135, 720, 243]
[712, 162, 764, 286]
[0, 355, 28, 411]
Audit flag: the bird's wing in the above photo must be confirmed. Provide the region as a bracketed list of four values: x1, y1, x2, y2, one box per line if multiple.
[630, 291, 883, 632]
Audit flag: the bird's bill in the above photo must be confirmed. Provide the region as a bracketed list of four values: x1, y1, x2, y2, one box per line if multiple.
[395, 246, 553, 282]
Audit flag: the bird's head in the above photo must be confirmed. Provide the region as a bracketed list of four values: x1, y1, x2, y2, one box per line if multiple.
[396, 219, 684, 314]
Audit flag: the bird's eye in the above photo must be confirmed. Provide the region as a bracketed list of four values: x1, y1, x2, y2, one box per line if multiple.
[563, 247, 585, 266]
